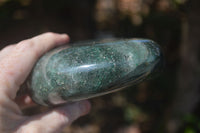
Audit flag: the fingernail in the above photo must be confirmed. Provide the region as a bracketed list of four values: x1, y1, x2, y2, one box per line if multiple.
[61, 34, 69, 38]
[58, 34, 70, 44]
[79, 100, 91, 115]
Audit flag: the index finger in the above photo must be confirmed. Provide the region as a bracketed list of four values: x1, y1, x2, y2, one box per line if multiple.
[0, 32, 70, 99]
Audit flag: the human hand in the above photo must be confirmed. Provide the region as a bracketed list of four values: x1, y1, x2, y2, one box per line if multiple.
[0, 32, 91, 133]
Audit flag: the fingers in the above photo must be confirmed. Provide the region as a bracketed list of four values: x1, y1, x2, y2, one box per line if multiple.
[20, 100, 91, 133]
[0, 32, 70, 99]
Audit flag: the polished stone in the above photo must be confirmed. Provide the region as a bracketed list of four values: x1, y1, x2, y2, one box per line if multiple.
[29, 39, 163, 106]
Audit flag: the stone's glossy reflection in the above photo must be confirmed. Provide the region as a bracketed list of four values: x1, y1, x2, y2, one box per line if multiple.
[29, 39, 163, 106]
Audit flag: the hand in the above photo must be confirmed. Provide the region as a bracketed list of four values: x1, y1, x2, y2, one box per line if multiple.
[0, 32, 91, 133]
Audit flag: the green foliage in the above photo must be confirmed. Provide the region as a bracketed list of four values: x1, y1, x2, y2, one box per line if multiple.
[178, 114, 200, 133]
[184, 127, 196, 133]
[124, 104, 147, 123]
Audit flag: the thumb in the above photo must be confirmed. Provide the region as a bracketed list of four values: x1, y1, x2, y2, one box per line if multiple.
[22, 100, 91, 133]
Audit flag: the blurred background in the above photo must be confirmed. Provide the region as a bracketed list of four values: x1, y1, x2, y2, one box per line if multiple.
[0, 0, 200, 133]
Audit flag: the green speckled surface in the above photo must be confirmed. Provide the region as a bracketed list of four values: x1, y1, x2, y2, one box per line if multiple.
[29, 39, 162, 106]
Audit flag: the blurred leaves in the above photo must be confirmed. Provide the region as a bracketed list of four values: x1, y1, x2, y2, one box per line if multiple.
[124, 104, 148, 123]
[0, 0, 9, 6]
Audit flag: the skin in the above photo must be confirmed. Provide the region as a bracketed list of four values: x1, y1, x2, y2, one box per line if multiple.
[0, 32, 91, 133]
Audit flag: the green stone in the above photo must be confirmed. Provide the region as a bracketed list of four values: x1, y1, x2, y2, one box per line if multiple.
[29, 39, 163, 106]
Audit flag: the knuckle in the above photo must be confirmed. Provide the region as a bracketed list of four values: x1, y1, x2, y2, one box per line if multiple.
[16, 40, 34, 52]
[16, 39, 40, 58]
[17, 40, 28, 46]
[45, 32, 56, 38]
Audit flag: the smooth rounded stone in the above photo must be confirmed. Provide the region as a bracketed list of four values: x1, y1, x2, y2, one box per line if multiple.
[29, 39, 163, 106]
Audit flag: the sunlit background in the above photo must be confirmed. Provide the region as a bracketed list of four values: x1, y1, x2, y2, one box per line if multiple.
[0, 0, 200, 133]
